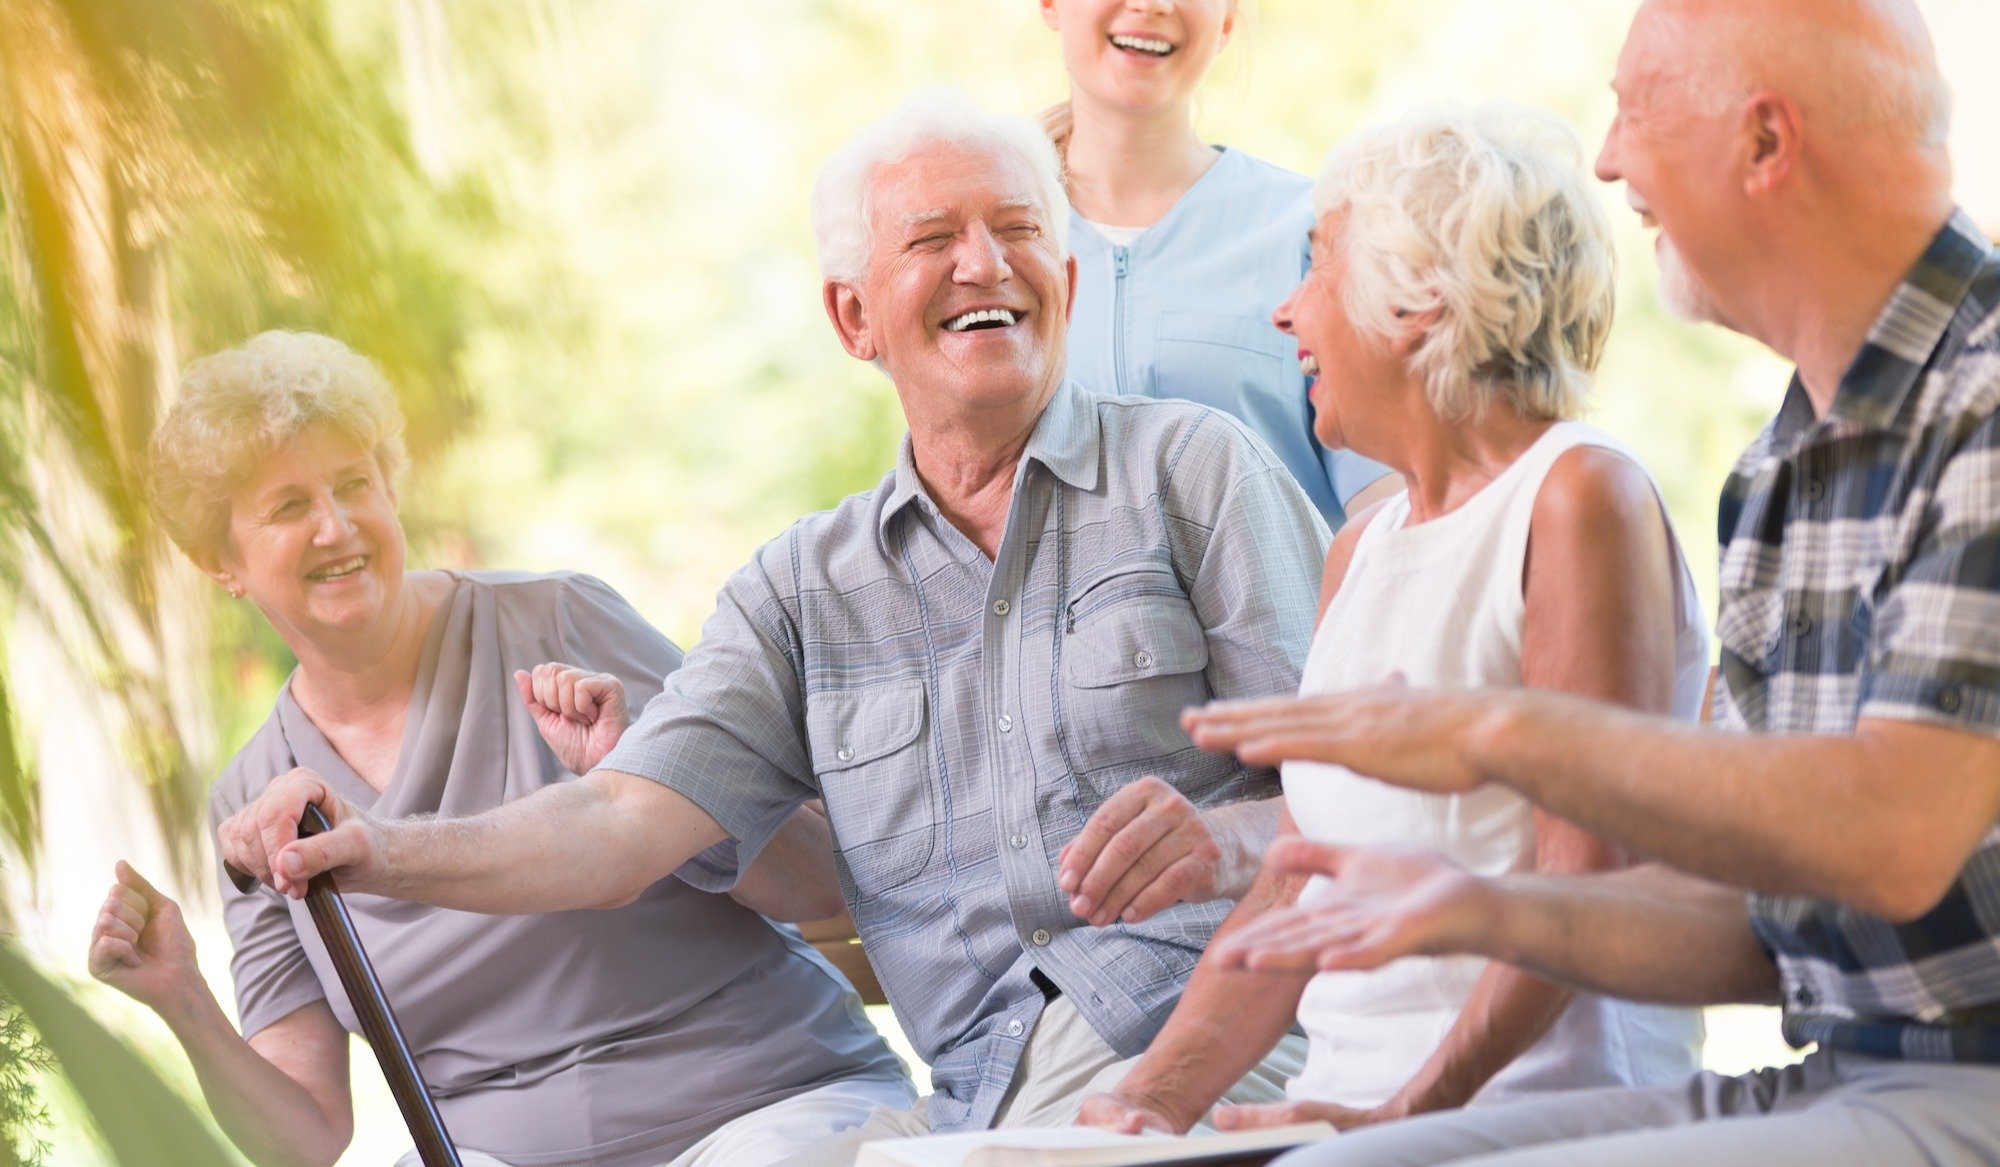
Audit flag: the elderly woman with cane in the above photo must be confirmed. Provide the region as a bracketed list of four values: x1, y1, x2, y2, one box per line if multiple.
[86, 331, 910, 1167]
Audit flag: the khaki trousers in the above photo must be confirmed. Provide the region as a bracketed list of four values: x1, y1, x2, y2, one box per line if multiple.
[772, 995, 1310, 1167]
[1274, 1049, 2000, 1167]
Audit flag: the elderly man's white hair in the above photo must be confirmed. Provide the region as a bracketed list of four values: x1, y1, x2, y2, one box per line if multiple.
[1313, 102, 1616, 423]
[812, 88, 1070, 284]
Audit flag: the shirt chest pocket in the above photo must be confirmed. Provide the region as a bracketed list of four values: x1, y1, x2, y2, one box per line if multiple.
[806, 683, 936, 891]
[1151, 312, 1291, 414]
[1059, 568, 1212, 787]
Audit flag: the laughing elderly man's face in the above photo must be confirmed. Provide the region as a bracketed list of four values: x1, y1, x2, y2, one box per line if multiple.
[846, 142, 1075, 416]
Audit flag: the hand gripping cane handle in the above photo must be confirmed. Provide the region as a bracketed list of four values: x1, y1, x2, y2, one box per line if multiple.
[224, 805, 463, 1166]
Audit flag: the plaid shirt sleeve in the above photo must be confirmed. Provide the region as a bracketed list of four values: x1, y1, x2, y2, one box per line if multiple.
[1860, 384, 2000, 737]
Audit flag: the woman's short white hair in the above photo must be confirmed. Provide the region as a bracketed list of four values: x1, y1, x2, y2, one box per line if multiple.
[1314, 102, 1616, 422]
[812, 88, 1070, 283]
[151, 330, 408, 563]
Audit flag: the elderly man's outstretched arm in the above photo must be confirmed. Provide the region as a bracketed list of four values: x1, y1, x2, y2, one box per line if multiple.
[1188, 694, 2000, 924]
[1217, 844, 1781, 1008]
[215, 765, 726, 914]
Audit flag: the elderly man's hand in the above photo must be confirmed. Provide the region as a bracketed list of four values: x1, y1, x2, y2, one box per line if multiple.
[1212, 839, 1496, 975]
[216, 767, 383, 900]
[1181, 681, 1512, 796]
[1074, 1088, 1186, 1136]
[515, 662, 629, 775]
[1059, 778, 1274, 926]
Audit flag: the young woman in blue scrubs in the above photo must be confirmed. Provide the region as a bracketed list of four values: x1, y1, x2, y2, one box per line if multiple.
[1039, 0, 1398, 526]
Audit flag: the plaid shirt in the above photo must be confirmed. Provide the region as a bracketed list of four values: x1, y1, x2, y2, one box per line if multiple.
[1714, 211, 2000, 1062]
[603, 381, 1327, 1129]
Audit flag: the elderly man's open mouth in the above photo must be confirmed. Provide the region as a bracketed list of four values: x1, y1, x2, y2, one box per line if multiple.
[941, 307, 1027, 334]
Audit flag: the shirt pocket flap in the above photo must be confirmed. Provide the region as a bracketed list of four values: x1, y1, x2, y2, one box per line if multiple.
[1065, 582, 1211, 688]
[1156, 311, 1292, 358]
[807, 683, 926, 773]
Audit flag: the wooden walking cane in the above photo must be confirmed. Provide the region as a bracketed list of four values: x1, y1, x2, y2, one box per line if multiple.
[227, 805, 464, 1167]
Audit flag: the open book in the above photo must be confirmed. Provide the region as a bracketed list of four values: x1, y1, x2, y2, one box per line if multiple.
[856, 1122, 1336, 1167]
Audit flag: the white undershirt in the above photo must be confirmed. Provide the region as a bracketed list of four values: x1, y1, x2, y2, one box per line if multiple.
[1078, 217, 1147, 247]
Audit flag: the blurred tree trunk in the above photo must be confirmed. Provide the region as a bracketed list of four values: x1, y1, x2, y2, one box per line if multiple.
[0, 0, 211, 889]
[0, 0, 478, 904]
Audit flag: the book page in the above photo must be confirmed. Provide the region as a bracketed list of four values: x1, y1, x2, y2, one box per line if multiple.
[858, 1123, 1336, 1167]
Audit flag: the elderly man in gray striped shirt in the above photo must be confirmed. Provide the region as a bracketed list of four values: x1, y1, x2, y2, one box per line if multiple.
[220, 89, 1329, 1161]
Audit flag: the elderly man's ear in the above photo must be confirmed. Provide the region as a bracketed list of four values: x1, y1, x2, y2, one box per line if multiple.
[1738, 90, 1802, 196]
[825, 280, 877, 363]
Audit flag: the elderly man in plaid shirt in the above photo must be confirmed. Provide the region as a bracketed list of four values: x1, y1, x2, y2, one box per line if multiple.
[1181, 1, 2000, 1165]
[217, 90, 1329, 1163]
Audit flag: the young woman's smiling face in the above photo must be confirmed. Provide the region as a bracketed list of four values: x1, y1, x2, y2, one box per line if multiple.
[1041, 0, 1235, 118]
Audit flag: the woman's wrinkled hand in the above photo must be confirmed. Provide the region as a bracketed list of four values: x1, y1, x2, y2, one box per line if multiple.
[515, 662, 629, 776]
[87, 862, 203, 1017]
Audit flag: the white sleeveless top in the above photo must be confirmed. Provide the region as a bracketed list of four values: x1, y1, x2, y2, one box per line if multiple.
[1282, 421, 1707, 1110]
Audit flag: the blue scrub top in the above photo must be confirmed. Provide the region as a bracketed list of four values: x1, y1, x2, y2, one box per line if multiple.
[1066, 147, 1391, 527]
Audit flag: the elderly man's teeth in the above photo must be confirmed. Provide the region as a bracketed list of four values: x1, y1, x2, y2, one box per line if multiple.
[944, 308, 1020, 333]
[308, 556, 367, 581]
[1301, 354, 1320, 379]
[1111, 34, 1173, 55]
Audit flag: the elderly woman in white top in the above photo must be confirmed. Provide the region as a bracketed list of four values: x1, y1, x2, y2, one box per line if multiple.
[1079, 103, 1708, 1136]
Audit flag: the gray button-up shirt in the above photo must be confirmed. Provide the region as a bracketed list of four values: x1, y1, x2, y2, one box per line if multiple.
[603, 380, 1328, 1130]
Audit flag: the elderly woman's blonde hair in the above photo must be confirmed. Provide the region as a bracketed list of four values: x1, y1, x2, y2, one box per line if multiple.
[150, 331, 408, 564]
[1314, 102, 1616, 422]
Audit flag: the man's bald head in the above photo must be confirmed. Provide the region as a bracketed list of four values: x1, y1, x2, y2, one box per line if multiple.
[1629, 0, 1950, 149]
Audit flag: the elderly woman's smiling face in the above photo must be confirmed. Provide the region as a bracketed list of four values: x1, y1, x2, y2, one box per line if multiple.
[209, 424, 407, 648]
[1274, 214, 1419, 458]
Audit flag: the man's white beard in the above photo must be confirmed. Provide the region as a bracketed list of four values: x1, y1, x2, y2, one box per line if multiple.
[1656, 233, 1728, 327]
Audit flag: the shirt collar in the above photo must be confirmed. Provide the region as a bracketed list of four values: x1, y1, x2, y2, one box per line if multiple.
[875, 380, 1101, 550]
[1800, 208, 1994, 440]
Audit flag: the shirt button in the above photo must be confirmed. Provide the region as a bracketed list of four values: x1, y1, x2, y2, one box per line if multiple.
[1938, 685, 1964, 714]
[1788, 613, 1814, 638]
[1010, 833, 1028, 850]
[1031, 928, 1051, 947]
[1133, 650, 1154, 669]
[998, 714, 1014, 733]
[1005, 1019, 1025, 1037]
[1802, 477, 1826, 503]
[835, 745, 854, 762]
[992, 599, 1011, 616]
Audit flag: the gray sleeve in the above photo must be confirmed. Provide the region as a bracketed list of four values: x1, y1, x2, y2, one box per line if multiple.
[596, 549, 816, 890]
[1172, 425, 1328, 702]
[210, 788, 326, 1039]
